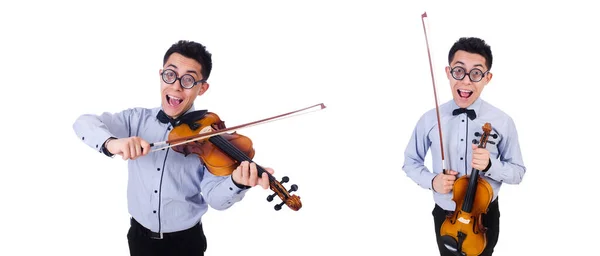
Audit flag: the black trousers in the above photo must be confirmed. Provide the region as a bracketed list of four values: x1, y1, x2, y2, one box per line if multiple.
[432, 198, 500, 256]
[127, 218, 207, 256]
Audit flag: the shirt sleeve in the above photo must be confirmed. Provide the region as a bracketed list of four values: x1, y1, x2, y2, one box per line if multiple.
[200, 166, 249, 210]
[483, 117, 526, 184]
[72, 109, 135, 155]
[403, 115, 437, 190]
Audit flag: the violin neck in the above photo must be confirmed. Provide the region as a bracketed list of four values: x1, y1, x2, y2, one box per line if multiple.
[461, 168, 480, 213]
[208, 135, 276, 183]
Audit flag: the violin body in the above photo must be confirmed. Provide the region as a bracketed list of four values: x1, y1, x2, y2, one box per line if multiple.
[439, 123, 494, 256]
[170, 112, 255, 176]
[168, 111, 302, 211]
[440, 174, 493, 255]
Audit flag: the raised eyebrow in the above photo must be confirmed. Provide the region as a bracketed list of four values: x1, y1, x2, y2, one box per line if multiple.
[452, 61, 485, 71]
[165, 65, 200, 78]
[184, 70, 202, 81]
[185, 70, 199, 76]
[453, 61, 465, 66]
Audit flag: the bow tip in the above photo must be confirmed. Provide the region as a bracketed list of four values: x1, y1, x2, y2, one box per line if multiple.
[422, 12, 427, 18]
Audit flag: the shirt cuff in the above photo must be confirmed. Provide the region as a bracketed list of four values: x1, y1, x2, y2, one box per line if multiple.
[482, 158, 499, 181]
[101, 137, 117, 157]
[223, 175, 249, 196]
[231, 176, 251, 190]
[421, 171, 437, 191]
[78, 128, 116, 156]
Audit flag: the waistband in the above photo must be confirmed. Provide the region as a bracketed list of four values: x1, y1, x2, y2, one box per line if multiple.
[130, 218, 201, 240]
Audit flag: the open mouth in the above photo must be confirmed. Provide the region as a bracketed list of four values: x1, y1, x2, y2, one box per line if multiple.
[166, 95, 184, 107]
[457, 89, 473, 98]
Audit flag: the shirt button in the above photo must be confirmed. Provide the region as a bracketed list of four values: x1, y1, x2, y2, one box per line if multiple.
[460, 157, 464, 160]
[461, 139, 464, 141]
[229, 187, 233, 191]
[157, 168, 160, 171]
[82, 137, 85, 140]
[153, 210, 157, 213]
[462, 120, 465, 122]
[154, 190, 158, 193]
[167, 127, 171, 131]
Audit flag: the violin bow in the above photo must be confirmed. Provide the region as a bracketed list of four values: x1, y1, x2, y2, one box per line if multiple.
[149, 103, 326, 152]
[421, 12, 447, 174]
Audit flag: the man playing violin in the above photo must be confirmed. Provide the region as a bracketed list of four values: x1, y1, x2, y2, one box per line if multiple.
[73, 40, 274, 256]
[402, 37, 526, 255]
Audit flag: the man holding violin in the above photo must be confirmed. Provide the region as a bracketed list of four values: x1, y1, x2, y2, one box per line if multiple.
[402, 37, 526, 255]
[73, 40, 273, 256]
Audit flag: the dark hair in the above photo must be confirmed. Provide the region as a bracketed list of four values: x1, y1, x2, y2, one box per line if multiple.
[163, 40, 213, 81]
[448, 37, 493, 71]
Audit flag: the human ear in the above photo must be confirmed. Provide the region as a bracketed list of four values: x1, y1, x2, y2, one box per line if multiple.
[198, 83, 209, 96]
[484, 72, 493, 84]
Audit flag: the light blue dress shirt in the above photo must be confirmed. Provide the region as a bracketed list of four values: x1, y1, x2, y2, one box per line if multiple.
[402, 98, 526, 211]
[73, 106, 248, 233]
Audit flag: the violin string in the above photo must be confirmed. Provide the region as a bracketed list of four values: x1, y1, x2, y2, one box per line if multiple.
[209, 135, 287, 197]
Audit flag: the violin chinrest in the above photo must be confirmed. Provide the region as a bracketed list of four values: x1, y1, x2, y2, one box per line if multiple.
[442, 235, 461, 254]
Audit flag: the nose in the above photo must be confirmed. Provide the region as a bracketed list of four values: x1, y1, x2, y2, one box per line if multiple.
[168, 78, 183, 91]
[461, 74, 473, 85]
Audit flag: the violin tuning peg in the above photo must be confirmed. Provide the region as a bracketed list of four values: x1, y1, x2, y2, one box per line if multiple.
[472, 139, 479, 144]
[488, 141, 496, 145]
[491, 133, 498, 139]
[288, 184, 298, 193]
[474, 132, 481, 137]
[274, 202, 284, 211]
[280, 176, 289, 183]
[267, 193, 277, 202]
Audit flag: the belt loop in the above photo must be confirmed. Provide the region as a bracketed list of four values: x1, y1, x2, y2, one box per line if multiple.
[151, 232, 164, 240]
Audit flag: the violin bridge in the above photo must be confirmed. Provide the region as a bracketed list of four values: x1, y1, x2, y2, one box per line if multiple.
[458, 217, 471, 224]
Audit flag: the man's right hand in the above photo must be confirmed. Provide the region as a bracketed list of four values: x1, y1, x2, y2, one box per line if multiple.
[432, 170, 459, 194]
[105, 136, 151, 160]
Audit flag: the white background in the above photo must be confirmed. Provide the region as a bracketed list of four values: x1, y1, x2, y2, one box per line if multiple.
[1, 0, 598, 255]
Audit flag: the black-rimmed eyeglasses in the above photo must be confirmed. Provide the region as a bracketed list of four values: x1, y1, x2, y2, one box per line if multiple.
[450, 66, 489, 82]
[161, 69, 205, 89]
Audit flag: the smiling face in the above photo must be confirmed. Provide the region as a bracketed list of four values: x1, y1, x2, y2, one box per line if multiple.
[160, 53, 209, 118]
[446, 50, 493, 108]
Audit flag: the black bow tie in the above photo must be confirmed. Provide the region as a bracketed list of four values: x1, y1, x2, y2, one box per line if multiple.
[452, 108, 476, 120]
[156, 109, 208, 128]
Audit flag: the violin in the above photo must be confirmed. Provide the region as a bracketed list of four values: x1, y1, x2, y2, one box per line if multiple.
[439, 123, 494, 256]
[149, 103, 326, 211]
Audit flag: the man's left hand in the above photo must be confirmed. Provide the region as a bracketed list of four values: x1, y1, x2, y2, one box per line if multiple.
[471, 143, 490, 171]
[232, 161, 273, 189]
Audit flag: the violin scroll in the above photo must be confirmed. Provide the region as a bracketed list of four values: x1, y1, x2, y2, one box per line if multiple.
[266, 176, 302, 211]
[473, 124, 497, 145]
